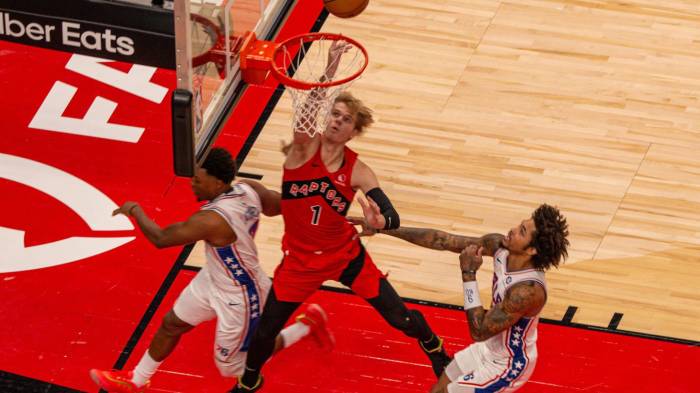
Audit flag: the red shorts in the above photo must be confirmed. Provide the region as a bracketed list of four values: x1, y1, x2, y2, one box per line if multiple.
[272, 243, 386, 303]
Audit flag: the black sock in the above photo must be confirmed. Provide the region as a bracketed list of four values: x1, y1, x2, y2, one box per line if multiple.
[421, 334, 441, 351]
[240, 368, 260, 389]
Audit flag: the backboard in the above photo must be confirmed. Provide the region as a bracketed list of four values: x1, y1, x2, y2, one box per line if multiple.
[171, 0, 293, 177]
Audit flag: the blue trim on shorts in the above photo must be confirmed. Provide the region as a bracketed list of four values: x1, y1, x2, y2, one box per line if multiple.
[215, 246, 261, 352]
[475, 318, 532, 392]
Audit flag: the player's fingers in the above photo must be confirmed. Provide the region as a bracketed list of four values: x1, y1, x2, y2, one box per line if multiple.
[112, 208, 121, 216]
[477, 246, 484, 257]
[347, 216, 365, 225]
[357, 196, 369, 209]
[366, 196, 380, 212]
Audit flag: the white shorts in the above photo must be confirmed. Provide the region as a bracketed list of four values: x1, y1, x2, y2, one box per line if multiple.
[173, 268, 271, 377]
[445, 341, 536, 393]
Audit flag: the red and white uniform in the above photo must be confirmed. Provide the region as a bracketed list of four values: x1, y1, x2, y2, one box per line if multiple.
[446, 248, 545, 392]
[173, 182, 271, 377]
[274, 145, 384, 302]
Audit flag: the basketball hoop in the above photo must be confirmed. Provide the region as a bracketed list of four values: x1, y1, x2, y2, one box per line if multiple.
[191, 13, 243, 78]
[241, 32, 369, 137]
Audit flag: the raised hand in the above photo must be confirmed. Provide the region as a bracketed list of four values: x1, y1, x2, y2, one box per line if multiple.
[358, 195, 385, 230]
[347, 216, 377, 237]
[460, 244, 484, 273]
[324, 40, 352, 80]
[113, 201, 139, 217]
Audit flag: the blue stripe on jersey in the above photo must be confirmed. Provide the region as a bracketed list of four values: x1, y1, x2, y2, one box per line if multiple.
[214, 246, 261, 352]
[476, 318, 532, 393]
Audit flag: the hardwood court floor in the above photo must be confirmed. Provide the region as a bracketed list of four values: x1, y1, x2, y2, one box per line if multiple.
[190, 0, 700, 342]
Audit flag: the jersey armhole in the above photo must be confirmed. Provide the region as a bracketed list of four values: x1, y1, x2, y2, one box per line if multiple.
[201, 206, 238, 241]
[285, 141, 321, 170]
[236, 182, 263, 211]
[503, 279, 547, 316]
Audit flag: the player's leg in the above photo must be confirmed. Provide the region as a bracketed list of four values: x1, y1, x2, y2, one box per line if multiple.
[438, 343, 524, 393]
[232, 287, 302, 392]
[338, 245, 451, 377]
[213, 275, 331, 380]
[148, 310, 197, 360]
[430, 372, 452, 393]
[231, 254, 334, 392]
[256, 275, 330, 353]
[288, 303, 335, 351]
[90, 270, 214, 392]
[369, 279, 452, 377]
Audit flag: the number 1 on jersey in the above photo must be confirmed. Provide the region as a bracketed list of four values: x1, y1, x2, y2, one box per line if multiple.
[310, 205, 322, 225]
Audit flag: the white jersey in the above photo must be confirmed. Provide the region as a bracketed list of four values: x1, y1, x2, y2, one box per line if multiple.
[448, 248, 546, 392]
[173, 182, 271, 375]
[200, 182, 266, 293]
[486, 247, 546, 361]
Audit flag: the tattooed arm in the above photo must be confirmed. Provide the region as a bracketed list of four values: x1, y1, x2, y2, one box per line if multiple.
[459, 245, 545, 341]
[381, 228, 504, 256]
[465, 282, 545, 341]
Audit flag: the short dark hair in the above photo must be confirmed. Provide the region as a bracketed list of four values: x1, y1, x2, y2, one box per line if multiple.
[201, 147, 237, 184]
[530, 204, 569, 270]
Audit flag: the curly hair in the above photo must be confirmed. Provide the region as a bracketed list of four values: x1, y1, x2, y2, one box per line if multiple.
[530, 204, 569, 270]
[202, 147, 237, 184]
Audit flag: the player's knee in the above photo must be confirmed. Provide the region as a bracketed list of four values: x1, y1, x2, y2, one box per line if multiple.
[399, 309, 429, 338]
[160, 310, 193, 337]
[382, 307, 413, 332]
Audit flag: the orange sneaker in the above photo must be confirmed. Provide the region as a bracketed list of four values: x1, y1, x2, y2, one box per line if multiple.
[89, 369, 150, 392]
[296, 303, 335, 351]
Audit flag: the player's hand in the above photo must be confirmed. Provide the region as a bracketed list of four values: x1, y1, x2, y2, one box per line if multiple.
[325, 40, 352, 79]
[460, 244, 483, 272]
[348, 216, 377, 237]
[113, 201, 140, 217]
[358, 195, 385, 230]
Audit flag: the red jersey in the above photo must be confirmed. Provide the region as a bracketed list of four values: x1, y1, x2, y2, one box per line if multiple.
[281, 145, 359, 255]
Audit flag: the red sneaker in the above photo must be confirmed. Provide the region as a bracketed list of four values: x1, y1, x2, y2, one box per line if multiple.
[296, 303, 335, 351]
[89, 369, 150, 392]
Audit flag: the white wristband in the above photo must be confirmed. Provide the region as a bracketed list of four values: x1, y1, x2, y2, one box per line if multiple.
[463, 281, 482, 310]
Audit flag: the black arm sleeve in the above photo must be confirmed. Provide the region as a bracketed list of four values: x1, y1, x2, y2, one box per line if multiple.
[366, 187, 400, 230]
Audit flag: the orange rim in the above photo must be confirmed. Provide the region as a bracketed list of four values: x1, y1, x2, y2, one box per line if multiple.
[270, 32, 368, 90]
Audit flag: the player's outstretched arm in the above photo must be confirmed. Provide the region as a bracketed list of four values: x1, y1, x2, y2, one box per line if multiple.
[239, 179, 281, 216]
[366, 227, 504, 256]
[289, 41, 351, 149]
[113, 202, 232, 248]
[351, 159, 401, 231]
[378, 229, 504, 255]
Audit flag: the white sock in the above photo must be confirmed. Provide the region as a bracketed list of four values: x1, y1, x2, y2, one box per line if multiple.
[131, 351, 162, 387]
[280, 322, 310, 348]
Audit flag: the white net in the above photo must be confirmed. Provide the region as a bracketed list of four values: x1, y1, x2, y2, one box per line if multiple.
[274, 35, 367, 137]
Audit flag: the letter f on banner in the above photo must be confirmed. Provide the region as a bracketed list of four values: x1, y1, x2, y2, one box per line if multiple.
[28, 54, 168, 143]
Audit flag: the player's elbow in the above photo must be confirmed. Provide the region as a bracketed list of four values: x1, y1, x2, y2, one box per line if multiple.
[262, 206, 281, 217]
[470, 328, 496, 342]
[149, 232, 173, 249]
[152, 238, 169, 249]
